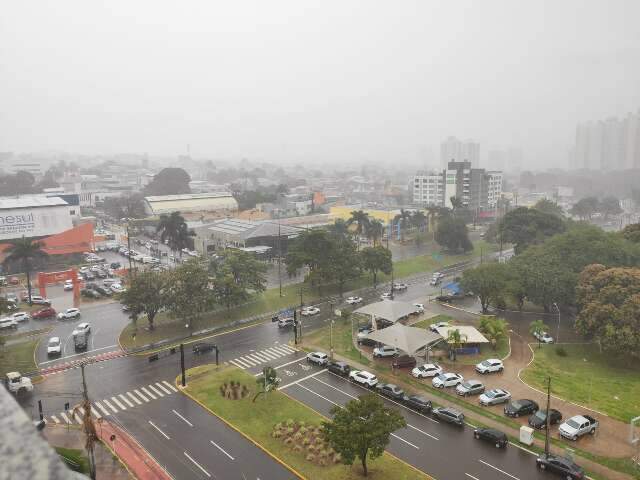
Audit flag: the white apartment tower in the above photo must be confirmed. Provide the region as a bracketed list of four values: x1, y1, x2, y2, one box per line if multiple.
[412, 171, 445, 207]
[440, 136, 480, 169]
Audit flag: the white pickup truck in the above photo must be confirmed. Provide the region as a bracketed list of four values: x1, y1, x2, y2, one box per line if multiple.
[5, 372, 34, 395]
[558, 414, 599, 441]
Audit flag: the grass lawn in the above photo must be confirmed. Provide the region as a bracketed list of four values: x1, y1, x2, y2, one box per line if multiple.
[302, 319, 370, 366]
[438, 336, 510, 366]
[185, 365, 431, 480]
[0, 339, 38, 377]
[55, 447, 90, 474]
[521, 344, 640, 423]
[410, 314, 453, 330]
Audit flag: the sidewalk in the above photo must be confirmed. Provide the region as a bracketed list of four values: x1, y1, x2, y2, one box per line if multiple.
[95, 419, 172, 480]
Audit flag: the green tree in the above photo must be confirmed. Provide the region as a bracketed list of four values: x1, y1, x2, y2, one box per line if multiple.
[253, 366, 280, 402]
[102, 193, 146, 220]
[360, 246, 392, 288]
[599, 196, 623, 220]
[121, 271, 170, 330]
[575, 264, 640, 358]
[529, 319, 547, 349]
[446, 328, 468, 361]
[346, 210, 370, 248]
[144, 167, 191, 195]
[393, 209, 412, 242]
[367, 219, 385, 246]
[2, 237, 48, 304]
[435, 216, 473, 253]
[621, 223, 640, 243]
[327, 238, 361, 296]
[209, 250, 267, 309]
[286, 229, 335, 285]
[500, 207, 565, 254]
[533, 198, 564, 218]
[478, 316, 509, 350]
[411, 210, 427, 231]
[569, 196, 599, 221]
[322, 394, 406, 477]
[156, 212, 192, 256]
[460, 263, 508, 313]
[168, 258, 215, 330]
[329, 219, 350, 238]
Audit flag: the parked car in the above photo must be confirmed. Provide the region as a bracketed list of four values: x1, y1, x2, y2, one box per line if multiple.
[432, 372, 463, 388]
[402, 395, 432, 414]
[346, 296, 362, 305]
[110, 262, 121, 269]
[0, 318, 18, 330]
[473, 428, 508, 448]
[327, 361, 351, 377]
[63, 280, 74, 291]
[95, 286, 112, 296]
[81, 289, 101, 299]
[306, 351, 328, 366]
[413, 303, 424, 314]
[47, 337, 62, 356]
[32, 308, 56, 319]
[380, 292, 392, 300]
[392, 355, 417, 369]
[432, 407, 465, 426]
[479, 389, 511, 406]
[110, 283, 125, 293]
[301, 306, 320, 316]
[533, 331, 554, 344]
[72, 322, 91, 336]
[504, 399, 539, 418]
[558, 415, 599, 441]
[392, 282, 408, 291]
[11, 312, 31, 322]
[475, 358, 504, 374]
[349, 370, 378, 388]
[277, 317, 295, 328]
[536, 453, 585, 479]
[429, 321, 450, 332]
[58, 308, 81, 320]
[356, 329, 376, 346]
[28, 295, 51, 305]
[192, 342, 216, 354]
[411, 363, 443, 379]
[376, 383, 405, 400]
[529, 409, 563, 429]
[456, 379, 485, 397]
[373, 345, 399, 358]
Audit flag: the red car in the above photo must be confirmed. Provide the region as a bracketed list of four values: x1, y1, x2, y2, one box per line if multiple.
[32, 307, 57, 319]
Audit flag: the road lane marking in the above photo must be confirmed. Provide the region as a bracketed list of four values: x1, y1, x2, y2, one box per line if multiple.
[141, 386, 156, 400]
[277, 369, 327, 390]
[162, 380, 178, 392]
[465, 474, 480, 480]
[155, 382, 171, 395]
[147, 384, 164, 397]
[478, 460, 520, 480]
[134, 389, 150, 402]
[60, 412, 71, 424]
[245, 354, 263, 364]
[279, 345, 297, 353]
[51, 415, 60, 424]
[95, 402, 110, 416]
[271, 346, 292, 355]
[263, 347, 285, 358]
[184, 451, 211, 477]
[238, 356, 257, 366]
[258, 349, 279, 360]
[313, 377, 358, 399]
[172, 409, 193, 427]
[234, 358, 252, 368]
[38, 344, 120, 365]
[148, 420, 170, 440]
[408, 424, 439, 441]
[229, 360, 245, 369]
[119, 394, 134, 408]
[103, 399, 118, 413]
[251, 352, 271, 362]
[91, 407, 102, 419]
[210, 440, 234, 460]
[255, 357, 305, 375]
[126, 392, 142, 405]
[111, 396, 127, 410]
[390, 433, 419, 449]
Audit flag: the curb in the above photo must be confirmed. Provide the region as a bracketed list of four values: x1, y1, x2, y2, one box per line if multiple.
[176, 371, 308, 480]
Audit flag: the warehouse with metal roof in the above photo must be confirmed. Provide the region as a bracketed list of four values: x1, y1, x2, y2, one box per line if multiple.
[143, 193, 238, 216]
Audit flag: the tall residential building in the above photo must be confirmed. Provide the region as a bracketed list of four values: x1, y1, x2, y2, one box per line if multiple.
[411, 170, 445, 207]
[573, 110, 640, 170]
[440, 136, 480, 169]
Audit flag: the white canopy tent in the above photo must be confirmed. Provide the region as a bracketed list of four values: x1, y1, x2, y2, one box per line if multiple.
[353, 300, 417, 330]
[436, 325, 489, 344]
[364, 323, 443, 356]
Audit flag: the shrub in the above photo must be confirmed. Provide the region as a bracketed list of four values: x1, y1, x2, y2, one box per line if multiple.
[555, 346, 567, 357]
[293, 432, 303, 442]
[306, 453, 316, 463]
[302, 437, 311, 446]
[332, 452, 342, 464]
[298, 426, 308, 435]
[286, 419, 295, 427]
[283, 437, 293, 445]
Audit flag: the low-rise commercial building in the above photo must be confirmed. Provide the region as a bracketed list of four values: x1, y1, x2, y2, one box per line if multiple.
[143, 193, 238, 217]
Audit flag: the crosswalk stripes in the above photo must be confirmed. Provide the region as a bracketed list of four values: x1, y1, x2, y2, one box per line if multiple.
[95, 401, 110, 417]
[51, 415, 60, 424]
[103, 398, 118, 413]
[228, 345, 299, 370]
[162, 381, 178, 393]
[147, 384, 164, 397]
[134, 389, 149, 402]
[155, 382, 171, 395]
[111, 396, 127, 410]
[60, 412, 70, 424]
[126, 391, 142, 405]
[119, 394, 134, 408]
[141, 386, 156, 400]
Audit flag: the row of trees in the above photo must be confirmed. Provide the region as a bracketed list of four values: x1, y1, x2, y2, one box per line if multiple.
[569, 195, 622, 221]
[122, 250, 267, 330]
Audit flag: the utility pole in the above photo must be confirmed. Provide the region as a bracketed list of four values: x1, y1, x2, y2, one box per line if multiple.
[126, 225, 134, 274]
[386, 215, 394, 300]
[80, 363, 97, 480]
[329, 302, 334, 360]
[293, 309, 298, 345]
[553, 302, 561, 343]
[277, 217, 282, 297]
[180, 343, 186, 387]
[544, 376, 551, 456]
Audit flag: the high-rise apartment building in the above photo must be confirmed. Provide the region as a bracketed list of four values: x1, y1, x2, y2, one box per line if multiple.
[487, 147, 523, 172]
[411, 170, 445, 207]
[573, 110, 640, 170]
[440, 136, 480, 169]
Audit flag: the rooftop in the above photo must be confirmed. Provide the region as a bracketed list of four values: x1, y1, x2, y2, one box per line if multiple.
[145, 192, 234, 202]
[208, 218, 302, 240]
[0, 195, 69, 210]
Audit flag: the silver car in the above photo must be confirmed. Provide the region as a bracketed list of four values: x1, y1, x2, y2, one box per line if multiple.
[479, 388, 511, 406]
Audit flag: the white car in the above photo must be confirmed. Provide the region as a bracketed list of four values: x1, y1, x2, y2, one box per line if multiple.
[306, 351, 328, 366]
[346, 296, 363, 305]
[380, 292, 392, 300]
[72, 322, 91, 336]
[301, 306, 320, 316]
[0, 318, 18, 330]
[432, 372, 464, 388]
[411, 363, 443, 379]
[429, 321, 450, 333]
[12, 312, 31, 322]
[349, 370, 378, 388]
[479, 388, 512, 406]
[393, 283, 408, 291]
[29, 295, 51, 305]
[63, 280, 74, 291]
[373, 345, 399, 358]
[58, 308, 81, 320]
[533, 331, 554, 344]
[356, 328, 373, 344]
[475, 358, 504, 374]
[413, 303, 424, 314]
[110, 283, 125, 293]
[47, 337, 62, 356]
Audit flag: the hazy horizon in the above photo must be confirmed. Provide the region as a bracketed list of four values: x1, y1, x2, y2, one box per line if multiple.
[2, 1, 640, 169]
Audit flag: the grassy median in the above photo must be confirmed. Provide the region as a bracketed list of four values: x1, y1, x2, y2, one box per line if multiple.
[0, 339, 39, 377]
[184, 365, 431, 480]
[303, 319, 370, 366]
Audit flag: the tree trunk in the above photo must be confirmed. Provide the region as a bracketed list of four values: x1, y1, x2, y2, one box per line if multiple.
[361, 454, 368, 477]
[373, 271, 377, 288]
[148, 313, 155, 330]
[24, 259, 33, 305]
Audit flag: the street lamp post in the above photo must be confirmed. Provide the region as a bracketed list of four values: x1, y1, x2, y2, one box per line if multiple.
[553, 302, 561, 343]
[329, 302, 334, 360]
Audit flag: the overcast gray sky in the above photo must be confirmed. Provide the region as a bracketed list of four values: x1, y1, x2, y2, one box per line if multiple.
[1, 1, 639, 169]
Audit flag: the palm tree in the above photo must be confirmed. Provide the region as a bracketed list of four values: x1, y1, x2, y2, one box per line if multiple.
[529, 320, 547, 349]
[446, 328, 468, 361]
[331, 219, 350, 238]
[367, 219, 384, 246]
[479, 317, 509, 350]
[449, 196, 463, 217]
[393, 209, 412, 243]
[2, 236, 48, 304]
[347, 210, 370, 249]
[411, 211, 427, 232]
[157, 212, 192, 257]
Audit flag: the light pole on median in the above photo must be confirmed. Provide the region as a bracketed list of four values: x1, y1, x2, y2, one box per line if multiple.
[553, 302, 560, 343]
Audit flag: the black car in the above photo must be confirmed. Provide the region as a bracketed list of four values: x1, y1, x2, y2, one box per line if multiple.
[473, 428, 508, 448]
[95, 286, 112, 296]
[529, 409, 563, 429]
[327, 361, 351, 377]
[111, 262, 121, 269]
[192, 342, 216, 354]
[402, 395, 432, 414]
[376, 383, 405, 400]
[536, 453, 584, 479]
[432, 407, 465, 426]
[504, 399, 539, 418]
[81, 289, 101, 299]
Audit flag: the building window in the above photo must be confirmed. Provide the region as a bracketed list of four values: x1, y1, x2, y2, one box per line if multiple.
[70, 210, 76, 215]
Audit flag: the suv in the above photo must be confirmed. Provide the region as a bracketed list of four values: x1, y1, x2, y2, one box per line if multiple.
[473, 428, 508, 448]
[533, 331, 554, 344]
[392, 355, 416, 369]
[432, 407, 465, 426]
[411, 363, 443, 378]
[11, 312, 31, 322]
[47, 337, 62, 356]
[536, 454, 584, 479]
[346, 296, 362, 305]
[475, 358, 504, 374]
[192, 343, 216, 354]
[72, 322, 91, 336]
[327, 361, 351, 377]
[0, 318, 18, 330]
[306, 352, 328, 366]
[456, 379, 485, 397]
[504, 399, 539, 418]
[278, 317, 295, 329]
[349, 370, 378, 388]
[402, 395, 432, 414]
[58, 308, 81, 320]
[529, 409, 563, 429]
[373, 345, 399, 358]
[375, 383, 405, 400]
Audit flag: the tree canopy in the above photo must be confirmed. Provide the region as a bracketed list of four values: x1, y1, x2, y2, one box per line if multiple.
[435, 216, 473, 253]
[102, 193, 146, 220]
[621, 223, 640, 243]
[533, 198, 564, 218]
[120, 270, 170, 330]
[500, 207, 565, 254]
[460, 263, 509, 313]
[144, 168, 191, 195]
[209, 249, 267, 308]
[360, 246, 392, 287]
